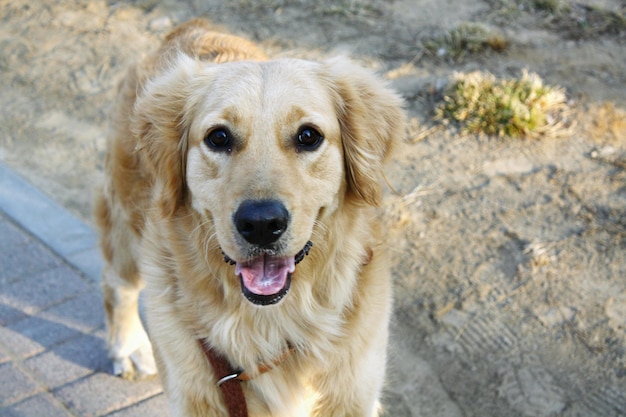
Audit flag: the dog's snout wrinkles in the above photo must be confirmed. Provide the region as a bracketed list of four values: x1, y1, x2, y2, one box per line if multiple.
[235, 200, 289, 246]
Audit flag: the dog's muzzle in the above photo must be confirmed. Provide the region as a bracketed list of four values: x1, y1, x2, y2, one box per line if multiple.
[222, 241, 313, 306]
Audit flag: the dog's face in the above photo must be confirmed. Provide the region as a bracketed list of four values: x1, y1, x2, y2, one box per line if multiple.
[134, 55, 403, 306]
[186, 60, 345, 305]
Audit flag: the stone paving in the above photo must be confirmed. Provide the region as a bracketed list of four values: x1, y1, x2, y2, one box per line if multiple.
[0, 163, 165, 417]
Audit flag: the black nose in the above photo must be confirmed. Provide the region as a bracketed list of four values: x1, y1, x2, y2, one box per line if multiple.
[234, 200, 289, 246]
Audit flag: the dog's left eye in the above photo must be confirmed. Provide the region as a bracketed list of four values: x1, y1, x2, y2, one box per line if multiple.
[204, 128, 232, 152]
[296, 126, 324, 151]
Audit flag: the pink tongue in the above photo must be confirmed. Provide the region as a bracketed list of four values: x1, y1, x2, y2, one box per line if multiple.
[235, 255, 295, 296]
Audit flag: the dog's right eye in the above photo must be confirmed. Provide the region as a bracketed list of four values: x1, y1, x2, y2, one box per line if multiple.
[295, 126, 324, 152]
[204, 128, 232, 152]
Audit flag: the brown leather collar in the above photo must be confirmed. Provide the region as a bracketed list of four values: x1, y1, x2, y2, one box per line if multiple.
[199, 339, 294, 417]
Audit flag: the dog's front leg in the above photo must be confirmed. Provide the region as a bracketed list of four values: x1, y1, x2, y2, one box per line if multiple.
[102, 266, 157, 380]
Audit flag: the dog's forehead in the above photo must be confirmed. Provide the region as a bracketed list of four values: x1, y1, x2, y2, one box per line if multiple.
[201, 60, 335, 116]
[189, 59, 339, 142]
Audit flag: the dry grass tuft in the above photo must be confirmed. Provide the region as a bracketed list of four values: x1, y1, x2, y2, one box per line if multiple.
[423, 23, 507, 60]
[555, 3, 626, 39]
[435, 70, 571, 139]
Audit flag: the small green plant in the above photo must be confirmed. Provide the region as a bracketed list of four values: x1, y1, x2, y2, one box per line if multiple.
[435, 70, 570, 139]
[423, 23, 507, 60]
[532, 0, 562, 13]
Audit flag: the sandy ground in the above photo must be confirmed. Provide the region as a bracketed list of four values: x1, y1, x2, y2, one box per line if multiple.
[1, 0, 625, 415]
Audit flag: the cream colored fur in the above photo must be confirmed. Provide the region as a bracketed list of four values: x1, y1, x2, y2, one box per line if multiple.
[95, 18, 404, 416]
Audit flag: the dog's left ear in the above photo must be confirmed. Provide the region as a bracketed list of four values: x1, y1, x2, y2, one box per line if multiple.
[132, 54, 199, 217]
[323, 57, 405, 206]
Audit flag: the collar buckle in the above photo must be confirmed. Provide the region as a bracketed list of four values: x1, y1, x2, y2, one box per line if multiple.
[216, 371, 243, 386]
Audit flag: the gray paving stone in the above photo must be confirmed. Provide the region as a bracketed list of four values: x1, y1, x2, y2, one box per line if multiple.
[39, 291, 105, 333]
[0, 303, 28, 326]
[54, 373, 162, 417]
[105, 393, 168, 417]
[0, 240, 61, 286]
[0, 362, 41, 407]
[7, 315, 81, 351]
[0, 216, 30, 250]
[0, 324, 45, 359]
[0, 266, 90, 316]
[0, 393, 72, 417]
[24, 333, 109, 389]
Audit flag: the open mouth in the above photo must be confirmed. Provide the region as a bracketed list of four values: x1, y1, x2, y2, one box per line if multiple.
[223, 241, 312, 306]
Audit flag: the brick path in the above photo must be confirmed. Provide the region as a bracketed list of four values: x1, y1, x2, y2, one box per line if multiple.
[0, 163, 165, 417]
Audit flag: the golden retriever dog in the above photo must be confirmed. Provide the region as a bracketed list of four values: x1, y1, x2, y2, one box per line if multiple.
[94, 18, 404, 417]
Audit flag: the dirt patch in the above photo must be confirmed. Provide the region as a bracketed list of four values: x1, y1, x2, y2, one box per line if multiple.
[1, 0, 625, 416]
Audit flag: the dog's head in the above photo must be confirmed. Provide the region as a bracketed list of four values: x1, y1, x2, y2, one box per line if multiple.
[133, 54, 404, 306]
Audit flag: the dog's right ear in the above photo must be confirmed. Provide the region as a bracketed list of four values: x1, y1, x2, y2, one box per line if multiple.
[131, 54, 200, 217]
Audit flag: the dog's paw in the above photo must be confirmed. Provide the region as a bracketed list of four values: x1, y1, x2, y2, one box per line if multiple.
[112, 342, 158, 380]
